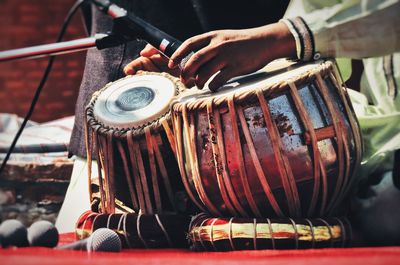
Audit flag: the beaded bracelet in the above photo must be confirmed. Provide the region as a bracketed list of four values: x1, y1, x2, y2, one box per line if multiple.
[280, 17, 320, 61]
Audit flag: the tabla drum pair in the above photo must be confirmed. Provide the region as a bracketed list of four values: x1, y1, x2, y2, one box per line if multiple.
[85, 60, 362, 219]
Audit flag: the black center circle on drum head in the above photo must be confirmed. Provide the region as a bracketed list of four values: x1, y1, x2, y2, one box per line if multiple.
[115, 86, 155, 111]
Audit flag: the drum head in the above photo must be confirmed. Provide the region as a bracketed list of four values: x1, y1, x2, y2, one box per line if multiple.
[175, 59, 322, 105]
[93, 73, 178, 129]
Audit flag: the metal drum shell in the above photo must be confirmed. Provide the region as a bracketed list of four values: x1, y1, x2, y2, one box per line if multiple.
[171, 60, 363, 218]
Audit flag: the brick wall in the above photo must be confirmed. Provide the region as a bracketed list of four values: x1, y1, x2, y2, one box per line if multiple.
[0, 0, 87, 122]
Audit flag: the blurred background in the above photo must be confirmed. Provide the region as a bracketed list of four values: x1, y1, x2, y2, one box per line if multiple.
[0, 0, 86, 122]
[0, 0, 87, 225]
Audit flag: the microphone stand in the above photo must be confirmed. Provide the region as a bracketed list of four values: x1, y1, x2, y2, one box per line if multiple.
[0, 0, 181, 177]
[0, 33, 131, 63]
[0, 0, 189, 64]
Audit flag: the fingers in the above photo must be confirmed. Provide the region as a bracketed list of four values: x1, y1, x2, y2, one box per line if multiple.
[147, 53, 170, 72]
[193, 57, 226, 89]
[124, 53, 181, 77]
[124, 44, 165, 75]
[208, 67, 238, 92]
[180, 45, 218, 84]
[169, 32, 213, 68]
[140, 44, 159, 57]
[123, 56, 160, 75]
[169, 31, 233, 89]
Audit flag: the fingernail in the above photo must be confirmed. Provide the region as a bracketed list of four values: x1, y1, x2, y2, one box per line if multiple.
[168, 60, 176, 68]
[181, 77, 190, 87]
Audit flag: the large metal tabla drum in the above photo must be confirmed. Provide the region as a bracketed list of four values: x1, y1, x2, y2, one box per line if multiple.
[85, 72, 191, 215]
[171, 60, 363, 218]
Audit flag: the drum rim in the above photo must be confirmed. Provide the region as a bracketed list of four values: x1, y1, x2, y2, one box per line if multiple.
[171, 60, 334, 112]
[86, 72, 185, 137]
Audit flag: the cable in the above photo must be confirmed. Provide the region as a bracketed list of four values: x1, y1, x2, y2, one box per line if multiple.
[0, 0, 87, 176]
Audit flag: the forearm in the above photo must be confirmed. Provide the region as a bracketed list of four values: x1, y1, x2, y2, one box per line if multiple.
[168, 22, 297, 90]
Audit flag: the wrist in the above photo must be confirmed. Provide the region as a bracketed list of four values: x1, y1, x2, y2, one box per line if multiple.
[273, 21, 298, 60]
[258, 22, 297, 62]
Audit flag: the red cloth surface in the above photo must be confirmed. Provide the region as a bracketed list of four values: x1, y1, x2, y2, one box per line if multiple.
[1, 233, 399, 265]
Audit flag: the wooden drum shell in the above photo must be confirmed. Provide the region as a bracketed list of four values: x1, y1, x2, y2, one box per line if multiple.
[85, 73, 193, 215]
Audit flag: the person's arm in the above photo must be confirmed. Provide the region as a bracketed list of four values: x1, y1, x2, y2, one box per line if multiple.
[124, 22, 296, 91]
[169, 22, 296, 91]
[171, 0, 399, 90]
[125, 0, 400, 91]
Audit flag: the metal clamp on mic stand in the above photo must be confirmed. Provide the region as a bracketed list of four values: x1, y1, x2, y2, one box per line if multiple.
[91, 0, 193, 69]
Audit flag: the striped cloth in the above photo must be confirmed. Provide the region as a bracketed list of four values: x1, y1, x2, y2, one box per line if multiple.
[0, 114, 74, 162]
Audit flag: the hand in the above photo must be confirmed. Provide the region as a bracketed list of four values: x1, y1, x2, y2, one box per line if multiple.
[169, 22, 296, 91]
[123, 44, 180, 76]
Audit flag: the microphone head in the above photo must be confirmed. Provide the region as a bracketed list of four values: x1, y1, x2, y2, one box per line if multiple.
[28, 220, 59, 247]
[0, 219, 29, 247]
[87, 228, 121, 252]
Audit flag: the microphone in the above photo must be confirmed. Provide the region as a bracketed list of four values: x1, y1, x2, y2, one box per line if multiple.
[56, 228, 121, 252]
[28, 220, 59, 247]
[0, 219, 29, 248]
[91, 0, 193, 68]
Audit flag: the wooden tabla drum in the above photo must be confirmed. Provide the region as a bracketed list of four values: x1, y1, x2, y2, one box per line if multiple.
[171, 60, 363, 218]
[75, 211, 191, 249]
[85, 72, 192, 215]
[189, 213, 352, 251]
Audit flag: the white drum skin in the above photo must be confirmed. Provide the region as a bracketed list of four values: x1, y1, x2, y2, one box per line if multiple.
[93, 74, 178, 129]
